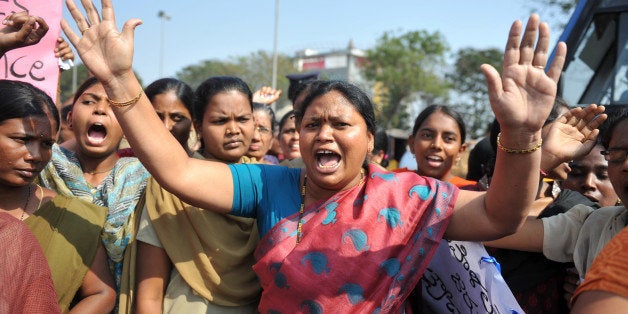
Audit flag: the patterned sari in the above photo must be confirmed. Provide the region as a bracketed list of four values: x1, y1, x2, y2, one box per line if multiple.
[253, 164, 457, 313]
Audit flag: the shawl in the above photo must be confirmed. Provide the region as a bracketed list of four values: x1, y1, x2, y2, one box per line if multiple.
[38, 144, 149, 289]
[145, 154, 261, 306]
[0, 213, 60, 314]
[254, 164, 457, 313]
[24, 195, 106, 313]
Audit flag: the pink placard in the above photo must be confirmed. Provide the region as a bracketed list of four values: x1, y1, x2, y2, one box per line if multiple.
[0, 0, 62, 103]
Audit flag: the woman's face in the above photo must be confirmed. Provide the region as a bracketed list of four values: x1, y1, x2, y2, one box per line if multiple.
[68, 83, 124, 158]
[248, 110, 274, 161]
[152, 91, 192, 149]
[195, 91, 253, 162]
[563, 145, 618, 207]
[0, 116, 55, 187]
[279, 116, 300, 160]
[606, 119, 628, 207]
[409, 111, 465, 181]
[299, 90, 373, 191]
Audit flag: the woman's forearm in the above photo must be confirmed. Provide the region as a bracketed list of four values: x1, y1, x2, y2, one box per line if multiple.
[484, 131, 543, 235]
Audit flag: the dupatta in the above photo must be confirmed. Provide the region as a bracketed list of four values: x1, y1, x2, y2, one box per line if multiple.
[254, 164, 458, 313]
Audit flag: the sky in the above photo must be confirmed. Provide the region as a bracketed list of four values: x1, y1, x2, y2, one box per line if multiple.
[62, 0, 567, 86]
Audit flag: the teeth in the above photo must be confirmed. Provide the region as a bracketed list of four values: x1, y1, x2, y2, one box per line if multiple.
[317, 149, 334, 154]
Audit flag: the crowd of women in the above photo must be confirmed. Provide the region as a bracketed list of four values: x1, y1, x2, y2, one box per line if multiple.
[1, 1, 627, 313]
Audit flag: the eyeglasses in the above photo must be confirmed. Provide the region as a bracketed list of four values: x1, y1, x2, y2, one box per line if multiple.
[255, 126, 271, 135]
[601, 148, 628, 163]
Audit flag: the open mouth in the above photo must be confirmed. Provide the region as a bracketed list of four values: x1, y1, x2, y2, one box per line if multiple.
[426, 155, 444, 167]
[87, 123, 107, 145]
[317, 149, 341, 169]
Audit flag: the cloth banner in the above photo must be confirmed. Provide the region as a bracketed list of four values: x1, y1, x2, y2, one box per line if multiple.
[1, 0, 62, 102]
[420, 240, 524, 313]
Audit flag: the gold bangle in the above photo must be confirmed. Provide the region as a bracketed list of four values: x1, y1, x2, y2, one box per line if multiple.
[107, 90, 143, 108]
[496, 132, 542, 154]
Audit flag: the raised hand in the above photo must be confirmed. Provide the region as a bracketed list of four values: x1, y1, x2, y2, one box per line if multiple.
[0, 12, 49, 55]
[541, 104, 607, 171]
[252, 86, 282, 105]
[482, 14, 567, 139]
[61, 0, 142, 85]
[55, 37, 75, 62]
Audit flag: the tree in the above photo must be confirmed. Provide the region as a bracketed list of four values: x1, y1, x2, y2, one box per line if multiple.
[363, 30, 450, 130]
[176, 50, 297, 106]
[526, 0, 579, 29]
[448, 47, 503, 139]
[58, 63, 90, 102]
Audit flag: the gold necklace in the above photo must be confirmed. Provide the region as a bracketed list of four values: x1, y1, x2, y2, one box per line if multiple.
[296, 168, 365, 244]
[19, 185, 32, 221]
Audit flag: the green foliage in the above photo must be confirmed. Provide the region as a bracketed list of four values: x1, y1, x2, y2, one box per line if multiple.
[176, 50, 297, 105]
[58, 63, 90, 103]
[448, 47, 503, 139]
[363, 30, 450, 129]
[526, 0, 579, 29]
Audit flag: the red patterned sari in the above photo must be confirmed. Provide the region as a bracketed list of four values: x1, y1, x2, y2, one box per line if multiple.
[253, 164, 458, 313]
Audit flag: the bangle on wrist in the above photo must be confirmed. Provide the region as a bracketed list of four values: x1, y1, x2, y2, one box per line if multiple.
[540, 169, 548, 177]
[496, 132, 543, 154]
[107, 90, 143, 108]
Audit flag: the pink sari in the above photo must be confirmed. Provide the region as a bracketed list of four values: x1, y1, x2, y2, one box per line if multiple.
[254, 164, 458, 313]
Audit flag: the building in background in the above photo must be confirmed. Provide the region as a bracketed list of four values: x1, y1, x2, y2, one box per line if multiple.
[293, 40, 368, 90]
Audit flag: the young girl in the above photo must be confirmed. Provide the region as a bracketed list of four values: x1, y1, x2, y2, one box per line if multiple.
[38, 77, 150, 294]
[408, 105, 477, 189]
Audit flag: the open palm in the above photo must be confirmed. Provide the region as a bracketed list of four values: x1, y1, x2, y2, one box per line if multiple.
[482, 15, 566, 135]
[61, 0, 141, 84]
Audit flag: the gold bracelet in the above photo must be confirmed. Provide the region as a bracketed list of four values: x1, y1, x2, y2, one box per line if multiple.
[496, 132, 542, 154]
[107, 90, 143, 108]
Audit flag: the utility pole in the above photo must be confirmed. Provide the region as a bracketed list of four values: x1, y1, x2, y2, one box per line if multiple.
[271, 0, 280, 91]
[158, 10, 171, 78]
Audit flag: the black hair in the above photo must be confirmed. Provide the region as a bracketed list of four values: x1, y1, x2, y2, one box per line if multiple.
[601, 107, 628, 149]
[279, 110, 296, 134]
[145, 78, 195, 118]
[72, 76, 100, 105]
[252, 102, 276, 131]
[297, 80, 376, 136]
[373, 127, 389, 167]
[0, 80, 59, 130]
[194, 76, 252, 124]
[411, 105, 467, 144]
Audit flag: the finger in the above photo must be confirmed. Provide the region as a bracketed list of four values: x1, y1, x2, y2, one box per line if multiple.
[481, 64, 502, 105]
[120, 18, 142, 43]
[586, 113, 607, 133]
[546, 42, 566, 82]
[81, 0, 101, 26]
[532, 22, 550, 67]
[15, 17, 36, 42]
[66, 0, 90, 32]
[101, 0, 116, 24]
[503, 19, 523, 67]
[519, 14, 540, 65]
[33, 16, 49, 40]
[61, 18, 80, 46]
